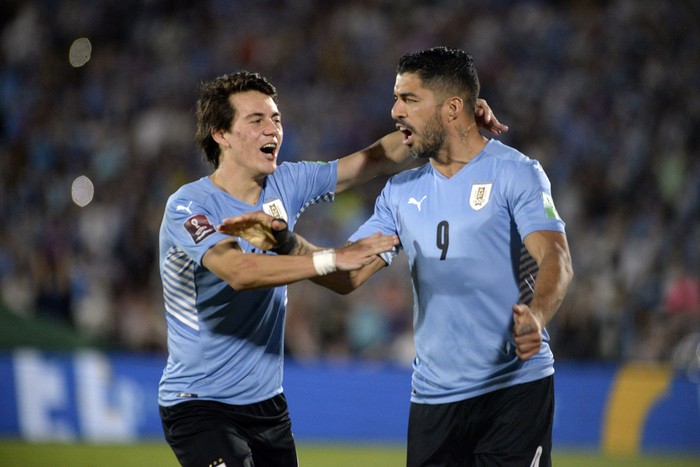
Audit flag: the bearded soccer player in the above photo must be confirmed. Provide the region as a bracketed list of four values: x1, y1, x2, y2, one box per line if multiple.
[336, 46, 573, 467]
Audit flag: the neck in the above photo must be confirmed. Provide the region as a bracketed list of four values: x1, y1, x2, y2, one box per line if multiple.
[210, 167, 264, 205]
[430, 121, 488, 178]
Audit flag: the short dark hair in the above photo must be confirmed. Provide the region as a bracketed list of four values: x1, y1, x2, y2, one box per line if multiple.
[195, 71, 278, 169]
[397, 46, 480, 114]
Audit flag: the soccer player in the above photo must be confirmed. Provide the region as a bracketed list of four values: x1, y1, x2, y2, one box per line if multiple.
[339, 47, 572, 467]
[224, 48, 572, 466]
[157, 70, 507, 467]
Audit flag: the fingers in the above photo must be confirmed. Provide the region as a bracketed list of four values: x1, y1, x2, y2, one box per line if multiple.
[335, 233, 398, 271]
[221, 211, 274, 227]
[475, 98, 509, 135]
[512, 303, 542, 360]
[511, 304, 530, 336]
[514, 337, 541, 360]
[355, 234, 398, 255]
[218, 212, 281, 241]
[216, 211, 278, 249]
[513, 325, 542, 360]
[271, 218, 288, 232]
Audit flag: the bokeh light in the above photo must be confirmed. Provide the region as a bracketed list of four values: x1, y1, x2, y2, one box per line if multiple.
[71, 175, 94, 207]
[69, 37, 92, 67]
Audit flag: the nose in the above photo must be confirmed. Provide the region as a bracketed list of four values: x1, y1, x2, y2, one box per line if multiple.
[264, 119, 281, 136]
[391, 100, 404, 121]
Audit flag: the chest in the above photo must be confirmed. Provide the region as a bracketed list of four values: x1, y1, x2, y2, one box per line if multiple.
[393, 176, 510, 261]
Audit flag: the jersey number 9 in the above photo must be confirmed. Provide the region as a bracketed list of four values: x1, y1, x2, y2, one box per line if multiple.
[436, 221, 449, 260]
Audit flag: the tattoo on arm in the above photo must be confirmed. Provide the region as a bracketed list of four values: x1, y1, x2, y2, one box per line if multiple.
[289, 236, 313, 256]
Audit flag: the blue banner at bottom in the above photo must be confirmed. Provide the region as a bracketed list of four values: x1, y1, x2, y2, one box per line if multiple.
[0, 350, 698, 454]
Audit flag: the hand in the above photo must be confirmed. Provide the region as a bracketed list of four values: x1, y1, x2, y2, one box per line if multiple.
[334, 232, 399, 271]
[475, 98, 509, 135]
[512, 303, 543, 361]
[218, 211, 284, 251]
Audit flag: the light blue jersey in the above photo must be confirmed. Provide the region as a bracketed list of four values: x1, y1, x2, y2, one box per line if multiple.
[349, 140, 566, 404]
[158, 160, 337, 407]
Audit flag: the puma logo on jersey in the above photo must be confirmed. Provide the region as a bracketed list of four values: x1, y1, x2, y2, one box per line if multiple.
[176, 201, 193, 214]
[408, 195, 427, 211]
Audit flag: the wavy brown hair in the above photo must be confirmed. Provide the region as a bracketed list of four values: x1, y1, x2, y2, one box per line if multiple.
[195, 71, 278, 169]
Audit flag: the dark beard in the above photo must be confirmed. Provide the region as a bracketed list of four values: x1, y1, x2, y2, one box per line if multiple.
[410, 112, 446, 160]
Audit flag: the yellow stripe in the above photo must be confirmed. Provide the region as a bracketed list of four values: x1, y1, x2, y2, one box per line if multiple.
[602, 362, 672, 455]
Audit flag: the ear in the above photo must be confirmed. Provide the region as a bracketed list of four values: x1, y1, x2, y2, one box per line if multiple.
[446, 96, 464, 121]
[211, 128, 230, 147]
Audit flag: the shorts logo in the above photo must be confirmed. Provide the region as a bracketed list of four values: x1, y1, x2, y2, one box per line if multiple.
[263, 198, 288, 221]
[469, 182, 492, 210]
[183, 214, 216, 244]
[530, 445, 543, 467]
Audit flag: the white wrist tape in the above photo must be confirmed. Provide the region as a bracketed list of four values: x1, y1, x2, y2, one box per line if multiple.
[312, 249, 337, 276]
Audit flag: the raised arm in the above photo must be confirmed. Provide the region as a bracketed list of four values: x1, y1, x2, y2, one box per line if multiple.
[335, 98, 508, 193]
[512, 230, 574, 360]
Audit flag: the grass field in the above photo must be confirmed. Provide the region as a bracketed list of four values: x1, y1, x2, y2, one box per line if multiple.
[0, 441, 699, 466]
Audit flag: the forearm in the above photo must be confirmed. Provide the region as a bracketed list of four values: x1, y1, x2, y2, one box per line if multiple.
[365, 131, 425, 176]
[287, 235, 387, 294]
[336, 132, 419, 192]
[215, 211, 395, 291]
[311, 255, 386, 294]
[372, 131, 414, 167]
[529, 245, 573, 325]
[218, 252, 320, 290]
[287, 233, 321, 256]
[287, 235, 367, 293]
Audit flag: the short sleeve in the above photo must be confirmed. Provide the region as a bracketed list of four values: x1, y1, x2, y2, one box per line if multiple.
[348, 180, 401, 265]
[509, 160, 566, 240]
[163, 196, 229, 265]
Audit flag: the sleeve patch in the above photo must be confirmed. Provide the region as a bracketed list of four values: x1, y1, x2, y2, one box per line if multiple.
[542, 192, 561, 220]
[183, 214, 216, 244]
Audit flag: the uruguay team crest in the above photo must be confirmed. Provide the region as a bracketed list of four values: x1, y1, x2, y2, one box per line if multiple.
[469, 183, 493, 210]
[262, 198, 288, 221]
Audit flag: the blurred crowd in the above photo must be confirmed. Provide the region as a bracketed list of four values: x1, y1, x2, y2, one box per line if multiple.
[0, 0, 698, 366]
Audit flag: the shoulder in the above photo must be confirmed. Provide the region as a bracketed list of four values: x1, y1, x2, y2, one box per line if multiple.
[483, 139, 533, 167]
[164, 177, 222, 224]
[482, 140, 547, 181]
[166, 177, 213, 207]
[274, 160, 337, 177]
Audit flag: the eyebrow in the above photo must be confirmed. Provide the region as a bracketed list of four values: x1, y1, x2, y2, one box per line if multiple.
[244, 111, 281, 120]
[396, 91, 419, 99]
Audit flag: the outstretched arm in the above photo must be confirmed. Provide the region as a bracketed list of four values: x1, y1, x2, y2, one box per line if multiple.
[512, 230, 574, 360]
[217, 212, 389, 293]
[335, 98, 508, 193]
[312, 252, 387, 294]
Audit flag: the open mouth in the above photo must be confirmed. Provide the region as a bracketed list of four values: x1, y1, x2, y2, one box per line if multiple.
[396, 124, 414, 146]
[260, 143, 277, 155]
